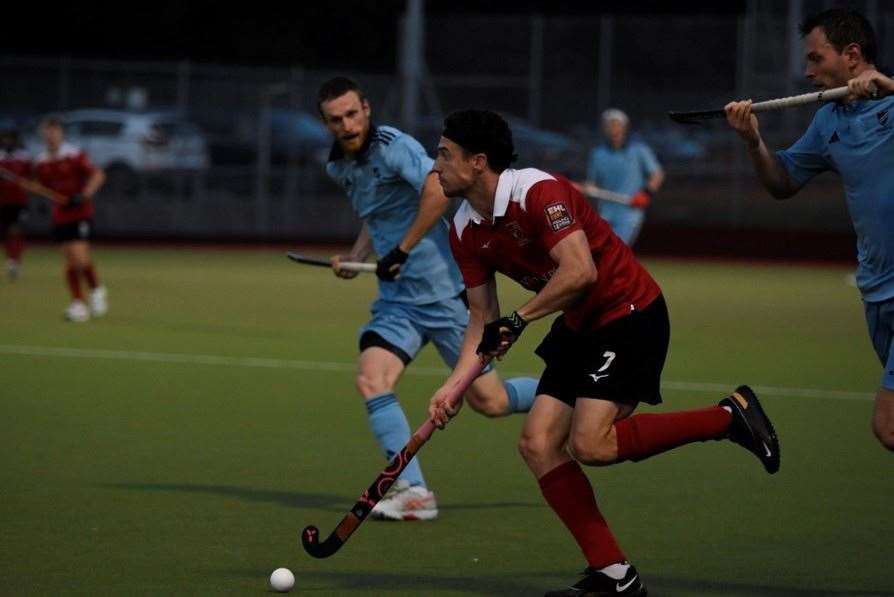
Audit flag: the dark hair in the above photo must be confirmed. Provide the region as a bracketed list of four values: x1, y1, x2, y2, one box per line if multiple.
[39, 114, 64, 129]
[317, 77, 366, 115]
[441, 110, 517, 173]
[0, 128, 23, 150]
[800, 8, 877, 64]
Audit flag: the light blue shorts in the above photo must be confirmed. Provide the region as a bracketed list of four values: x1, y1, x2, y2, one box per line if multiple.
[598, 201, 645, 246]
[864, 297, 894, 390]
[360, 294, 493, 372]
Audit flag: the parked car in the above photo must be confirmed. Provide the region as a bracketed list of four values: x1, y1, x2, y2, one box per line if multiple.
[25, 109, 210, 195]
[230, 109, 331, 165]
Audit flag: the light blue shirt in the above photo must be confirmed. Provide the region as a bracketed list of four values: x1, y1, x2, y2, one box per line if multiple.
[326, 125, 464, 305]
[777, 97, 894, 302]
[586, 140, 661, 197]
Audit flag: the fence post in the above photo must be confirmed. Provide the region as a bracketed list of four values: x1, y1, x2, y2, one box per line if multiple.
[596, 16, 613, 112]
[177, 60, 191, 118]
[528, 14, 544, 127]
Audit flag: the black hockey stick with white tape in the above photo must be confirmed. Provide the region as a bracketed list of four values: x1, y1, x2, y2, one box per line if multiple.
[286, 252, 376, 273]
[668, 86, 856, 124]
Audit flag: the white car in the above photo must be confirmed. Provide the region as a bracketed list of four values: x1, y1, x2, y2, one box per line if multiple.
[28, 109, 210, 194]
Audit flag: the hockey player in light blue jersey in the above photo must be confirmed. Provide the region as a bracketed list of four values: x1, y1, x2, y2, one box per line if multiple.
[725, 8, 894, 452]
[316, 77, 539, 520]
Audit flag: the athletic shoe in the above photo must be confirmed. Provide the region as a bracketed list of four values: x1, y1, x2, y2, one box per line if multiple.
[719, 385, 780, 474]
[544, 562, 647, 597]
[370, 479, 438, 521]
[6, 259, 19, 281]
[65, 300, 90, 322]
[89, 286, 108, 317]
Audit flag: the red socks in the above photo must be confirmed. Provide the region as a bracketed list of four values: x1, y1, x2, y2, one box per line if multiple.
[537, 408, 732, 568]
[615, 406, 732, 463]
[65, 265, 83, 300]
[82, 264, 99, 289]
[64, 263, 100, 298]
[5, 233, 23, 261]
[539, 460, 626, 569]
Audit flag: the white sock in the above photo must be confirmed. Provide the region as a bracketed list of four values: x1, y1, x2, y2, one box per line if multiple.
[600, 562, 630, 580]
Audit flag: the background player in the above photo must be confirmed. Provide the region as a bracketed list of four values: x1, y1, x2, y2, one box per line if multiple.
[581, 109, 664, 247]
[0, 126, 31, 280]
[318, 77, 539, 520]
[724, 8, 894, 451]
[429, 109, 779, 596]
[35, 115, 108, 322]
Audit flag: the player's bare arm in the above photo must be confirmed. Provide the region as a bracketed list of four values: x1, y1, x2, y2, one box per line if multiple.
[429, 280, 499, 428]
[377, 171, 449, 280]
[332, 222, 373, 279]
[848, 69, 894, 98]
[724, 100, 800, 199]
[515, 230, 598, 323]
[646, 168, 664, 193]
[399, 172, 450, 253]
[82, 167, 105, 198]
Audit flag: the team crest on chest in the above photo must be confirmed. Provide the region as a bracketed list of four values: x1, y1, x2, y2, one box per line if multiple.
[544, 203, 572, 232]
[505, 221, 531, 246]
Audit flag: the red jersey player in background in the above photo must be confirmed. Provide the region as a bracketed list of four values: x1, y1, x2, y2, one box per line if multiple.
[0, 126, 31, 280]
[35, 115, 107, 322]
[428, 110, 780, 597]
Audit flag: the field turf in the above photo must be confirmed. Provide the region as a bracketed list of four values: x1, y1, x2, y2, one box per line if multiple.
[0, 246, 890, 596]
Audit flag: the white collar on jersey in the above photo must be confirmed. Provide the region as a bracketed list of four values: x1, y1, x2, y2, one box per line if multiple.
[453, 168, 555, 240]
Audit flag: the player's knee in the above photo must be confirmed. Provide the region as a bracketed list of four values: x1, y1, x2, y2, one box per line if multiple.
[465, 390, 506, 418]
[872, 420, 894, 451]
[355, 372, 391, 399]
[568, 434, 616, 466]
[518, 431, 554, 464]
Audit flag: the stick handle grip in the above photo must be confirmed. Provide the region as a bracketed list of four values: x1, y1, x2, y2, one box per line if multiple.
[750, 86, 850, 113]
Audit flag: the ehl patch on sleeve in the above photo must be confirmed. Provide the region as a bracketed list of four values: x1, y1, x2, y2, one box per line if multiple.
[544, 203, 573, 232]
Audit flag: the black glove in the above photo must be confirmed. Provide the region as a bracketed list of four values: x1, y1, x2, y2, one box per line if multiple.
[64, 193, 85, 210]
[477, 311, 527, 356]
[376, 246, 409, 281]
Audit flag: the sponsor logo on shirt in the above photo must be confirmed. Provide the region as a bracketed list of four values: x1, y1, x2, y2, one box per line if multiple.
[878, 109, 889, 128]
[544, 202, 572, 232]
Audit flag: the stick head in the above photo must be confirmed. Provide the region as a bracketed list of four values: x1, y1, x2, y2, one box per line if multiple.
[301, 525, 343, 559]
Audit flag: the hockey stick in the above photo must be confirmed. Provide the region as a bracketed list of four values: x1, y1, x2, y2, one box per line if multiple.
[668, 86, 855, 124]
[301, 355, 491, 558]
[576, 182, 632, 205]
[0, 166, 66, 205]
[286, 251, 376, 273]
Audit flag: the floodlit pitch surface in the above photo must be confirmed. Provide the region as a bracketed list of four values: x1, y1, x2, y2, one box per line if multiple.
[0, 246, 888, 596]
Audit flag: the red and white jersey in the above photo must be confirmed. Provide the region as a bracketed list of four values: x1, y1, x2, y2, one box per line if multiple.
[35, 142, 97, 225]
[450, 168, 661, 332]
[0, 148, 32, 207]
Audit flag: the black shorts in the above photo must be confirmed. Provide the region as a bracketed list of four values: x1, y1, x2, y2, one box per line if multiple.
[53, 219, 93, 243]
[0, 205, 27, 236]
[359, 330, 412, 365]
[534, 294, 670, 406]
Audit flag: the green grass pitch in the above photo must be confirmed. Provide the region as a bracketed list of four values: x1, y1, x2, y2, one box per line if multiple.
[0, 246, 890, 596]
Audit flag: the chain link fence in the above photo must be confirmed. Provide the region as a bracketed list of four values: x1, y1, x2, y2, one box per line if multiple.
[2, 2, 890, 243]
